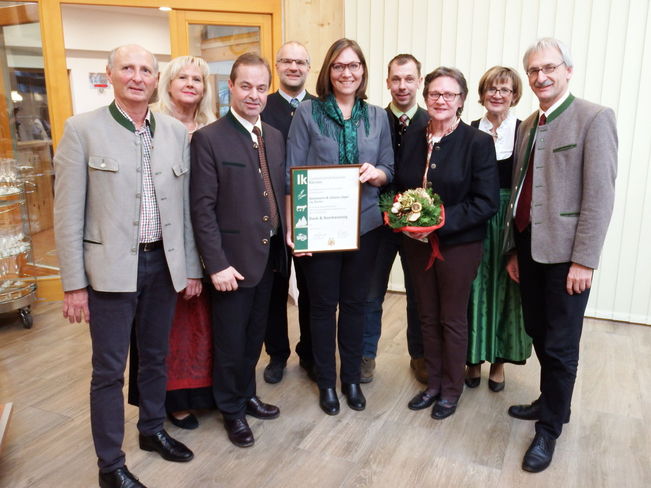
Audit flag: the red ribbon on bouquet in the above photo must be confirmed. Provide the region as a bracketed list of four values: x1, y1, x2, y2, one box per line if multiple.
[383, 205, 445, 270]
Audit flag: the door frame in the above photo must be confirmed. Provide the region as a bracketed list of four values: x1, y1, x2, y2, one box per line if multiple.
[38, 0, 282, 148]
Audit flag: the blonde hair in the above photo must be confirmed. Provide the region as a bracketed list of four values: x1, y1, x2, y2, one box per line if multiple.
[153, 56, 216, 127]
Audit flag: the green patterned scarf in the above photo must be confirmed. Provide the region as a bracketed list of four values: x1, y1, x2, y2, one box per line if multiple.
[312, 94, 370, 165]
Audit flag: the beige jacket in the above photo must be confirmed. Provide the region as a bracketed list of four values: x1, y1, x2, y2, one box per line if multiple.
[54, 102, 202, 293]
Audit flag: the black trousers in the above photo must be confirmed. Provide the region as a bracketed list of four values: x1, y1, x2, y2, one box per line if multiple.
[263, 252, 313, 364]
[211, 257, 274, 419]
[297, 227, 381, 389]
[88, 247, 177, 473]
[515, 227, 590, 439]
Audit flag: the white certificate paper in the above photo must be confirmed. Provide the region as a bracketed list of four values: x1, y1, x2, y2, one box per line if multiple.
[291, 165, 361, 253]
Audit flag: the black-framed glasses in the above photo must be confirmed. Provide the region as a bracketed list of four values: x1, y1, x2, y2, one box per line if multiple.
[331, 62, 362, 73]
[426, 92, 461, 102]
[277, 58, 309, 68]
[526, 62, 565, 78]
[486, 87, 513, 96]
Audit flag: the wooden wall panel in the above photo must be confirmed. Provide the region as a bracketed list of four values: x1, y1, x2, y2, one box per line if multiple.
[346, 0, 651, 324]
[283, 0, 345, 94]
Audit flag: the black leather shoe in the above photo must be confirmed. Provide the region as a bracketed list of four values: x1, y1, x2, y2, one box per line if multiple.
[408, 390, 439, 410]
[167, 412, 199, 430]
[223, 417, 254, 447]
[246, 396, 280, 419]
[464, 376, 481, 388]
[508, 400, 541, 420]
[508, 399, 571, 423]
[488, 378, 505, 392]
[341, 383, 366, 411]
[299, 358, 317, 382]
[319, 388, 340, 415]
[522, 433, 556, 472]
[431, 399, 457, 420]
[263, 360, 286, 384]
[139, 429, 193, 462]
[99, 466, 146, 488]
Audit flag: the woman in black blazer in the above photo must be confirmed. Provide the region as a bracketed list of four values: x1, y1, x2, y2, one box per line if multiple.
[399, 67, 499, 419]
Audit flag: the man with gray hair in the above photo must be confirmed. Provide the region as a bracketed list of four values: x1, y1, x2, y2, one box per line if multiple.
[54, 44, 202, 487]
[503, 38, 617, 472]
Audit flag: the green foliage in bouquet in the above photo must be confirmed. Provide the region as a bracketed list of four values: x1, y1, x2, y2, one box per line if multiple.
[379, 188, 443, 229]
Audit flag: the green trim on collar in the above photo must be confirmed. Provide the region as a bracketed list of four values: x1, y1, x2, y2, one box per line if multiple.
[108, 101, 156, 136]
[546, 93, 575, 124]
[149, 112, 156, 136]
[518, 125, 537, 187]
[109, 101, 135, 132]
[226, 110, 251, 137]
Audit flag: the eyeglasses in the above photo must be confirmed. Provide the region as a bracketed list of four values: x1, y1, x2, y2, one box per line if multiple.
[426, 92, 461, 102]
[486, 87, 513, 96]
[526, 62, 565, 78]
[277, 58, 309, 68]
[331, 62, 362, 73]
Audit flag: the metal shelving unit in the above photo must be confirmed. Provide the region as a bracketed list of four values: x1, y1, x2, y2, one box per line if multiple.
[0, 158, 35, 329]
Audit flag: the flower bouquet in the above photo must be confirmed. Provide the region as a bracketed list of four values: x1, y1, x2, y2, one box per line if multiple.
[380, 188, 445, 267]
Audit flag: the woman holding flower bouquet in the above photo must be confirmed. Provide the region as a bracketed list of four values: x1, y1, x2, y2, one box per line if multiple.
[399, 67, 499, 419]
[285, 38, 394, 415]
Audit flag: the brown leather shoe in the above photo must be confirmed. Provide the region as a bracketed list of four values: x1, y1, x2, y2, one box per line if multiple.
[223, 417, 254, 448]
[410, 357, 428, 384]
[360, 357, 375, 383]
[246, 396, 280, 419]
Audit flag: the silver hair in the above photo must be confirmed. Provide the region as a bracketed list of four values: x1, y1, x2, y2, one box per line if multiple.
[107, 44, 159, 73]
[275, 40, 310, 64]
[522, 37, 574, 70]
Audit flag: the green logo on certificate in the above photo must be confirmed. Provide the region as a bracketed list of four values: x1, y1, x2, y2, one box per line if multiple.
[290, 165, 361, 254]
[292, 169, 309, 251]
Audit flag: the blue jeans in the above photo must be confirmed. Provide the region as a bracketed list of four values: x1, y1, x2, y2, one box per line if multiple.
[362, 226, 422, 358]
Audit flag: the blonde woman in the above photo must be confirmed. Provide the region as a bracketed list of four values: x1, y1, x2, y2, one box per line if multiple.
[129, 56, 216, 429]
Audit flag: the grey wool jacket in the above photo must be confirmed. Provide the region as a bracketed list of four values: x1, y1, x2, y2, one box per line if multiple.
[503, 94, 618, 269]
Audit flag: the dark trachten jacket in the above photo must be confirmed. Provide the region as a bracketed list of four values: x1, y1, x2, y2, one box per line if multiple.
[395, 120, 499, 246]
[190, 112, 288, 287]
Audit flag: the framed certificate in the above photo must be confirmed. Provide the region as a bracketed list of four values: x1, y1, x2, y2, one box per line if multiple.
[290, 165, 361, 253]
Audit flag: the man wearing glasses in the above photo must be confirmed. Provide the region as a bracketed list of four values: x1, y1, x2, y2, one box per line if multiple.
[260, 41, 317, 384]
[504, 38, 617, 473]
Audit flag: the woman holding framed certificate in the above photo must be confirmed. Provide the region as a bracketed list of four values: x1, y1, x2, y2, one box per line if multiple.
[285, 38, 394, 415]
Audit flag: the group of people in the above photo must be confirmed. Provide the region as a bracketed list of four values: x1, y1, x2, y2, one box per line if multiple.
[53, 35, 617, 488]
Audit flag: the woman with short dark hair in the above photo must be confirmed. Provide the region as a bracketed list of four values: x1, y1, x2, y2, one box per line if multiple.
[400, 66, 499, 419]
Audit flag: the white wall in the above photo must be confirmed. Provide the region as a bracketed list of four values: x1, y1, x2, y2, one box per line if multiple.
[3, 22, 42, 68]
[346, 0, 651, 325]
[61, 5, 170, 115]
